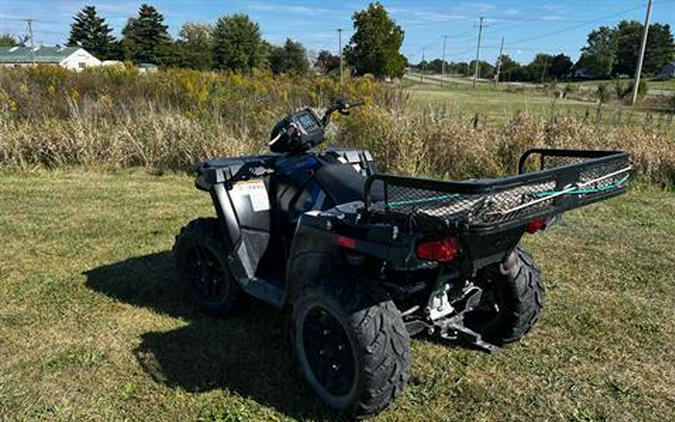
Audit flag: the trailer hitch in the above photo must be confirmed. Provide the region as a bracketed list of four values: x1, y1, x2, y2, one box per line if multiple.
[436, 288, 499, 353]
[439, 316, 499, 354]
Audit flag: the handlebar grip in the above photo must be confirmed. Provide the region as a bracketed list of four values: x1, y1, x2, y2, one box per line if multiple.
[349, 99, 365, 107]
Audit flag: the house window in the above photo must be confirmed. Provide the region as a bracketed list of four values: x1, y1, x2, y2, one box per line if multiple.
[78, 62, 86, 69]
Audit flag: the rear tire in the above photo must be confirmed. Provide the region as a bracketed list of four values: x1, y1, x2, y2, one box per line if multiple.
[467, 246, 545, 345]
[173, 218, 243, 316]
[291, 278, 411, 419]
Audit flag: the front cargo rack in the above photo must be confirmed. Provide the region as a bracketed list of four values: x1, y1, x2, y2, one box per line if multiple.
[363, 149, 631, 232]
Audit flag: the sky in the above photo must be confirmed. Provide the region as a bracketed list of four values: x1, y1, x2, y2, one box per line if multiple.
[1, 0, 674, 64]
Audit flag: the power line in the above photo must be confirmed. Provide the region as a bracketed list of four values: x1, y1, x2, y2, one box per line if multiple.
[435, 1, 654, 63]
[504, 2, 647, 46]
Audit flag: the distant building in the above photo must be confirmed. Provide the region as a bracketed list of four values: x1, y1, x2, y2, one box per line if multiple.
[0, 46, 101, 71]
[101, 60, 124, 67]
[138, 63, 158, 74]
[569, 68, 602, 79]
[658, 61, 675, 79]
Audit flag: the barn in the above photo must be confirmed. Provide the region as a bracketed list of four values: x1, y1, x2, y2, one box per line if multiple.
[0, 46, 101, 71]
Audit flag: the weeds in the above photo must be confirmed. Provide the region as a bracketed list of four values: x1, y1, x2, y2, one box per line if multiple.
[0, 66, 673, 185]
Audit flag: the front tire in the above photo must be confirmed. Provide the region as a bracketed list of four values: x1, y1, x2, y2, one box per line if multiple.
[291, 279, 411, 419]
[173, 218, 243, 316]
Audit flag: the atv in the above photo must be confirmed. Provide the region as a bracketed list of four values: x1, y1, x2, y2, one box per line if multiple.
[173, 99, 631, 418]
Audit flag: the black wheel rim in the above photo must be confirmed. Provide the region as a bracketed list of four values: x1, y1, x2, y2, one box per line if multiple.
[302, 306, 356, 397]
[186, 244, 230, 304]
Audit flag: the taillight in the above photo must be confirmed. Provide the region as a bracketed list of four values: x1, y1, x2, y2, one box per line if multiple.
[416, 237, 459, 263]
[336, 235, 357, 249]
[525, 218, 547, 234]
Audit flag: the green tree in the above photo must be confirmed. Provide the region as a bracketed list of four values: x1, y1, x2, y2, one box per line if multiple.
[121, 4, 170, 64]
[548, 54, 573, 80]
[212, 14, 266, 72]
[0, 34, 18, 47]
[524, 53, 554, 82]
[426, 58, 447, 73]
[269, 38, 309, 74]
[67, 5, 116, 59]
[344, 2, 406, 79]
[644, 23, 675, 75]
[174, 23, 213, 70]
[315, 50, 340, 74]
[613, 20, 642, 76]
[448, 61, 469, 75]
[469, 59, 496, 79]
[576, 26, 616, 78]
[497, 55, 521, 81]
[614, 20, 674, 76]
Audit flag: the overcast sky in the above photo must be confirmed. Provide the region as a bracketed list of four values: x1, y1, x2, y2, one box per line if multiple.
[1, 0, 674, 64]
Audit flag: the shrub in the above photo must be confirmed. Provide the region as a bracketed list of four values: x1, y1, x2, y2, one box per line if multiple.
[563, 84, 578, 95]
[596, 83, 610, 103]
[615, 79, 647, 102]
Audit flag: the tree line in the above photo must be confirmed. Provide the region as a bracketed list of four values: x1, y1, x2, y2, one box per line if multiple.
[5, 2, 669, 83]
[415, 20, 674, 82]
[0, 2, 406, 79]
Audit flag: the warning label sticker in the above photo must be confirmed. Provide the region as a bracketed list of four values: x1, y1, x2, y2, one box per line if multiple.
[231, 180, 270, 212]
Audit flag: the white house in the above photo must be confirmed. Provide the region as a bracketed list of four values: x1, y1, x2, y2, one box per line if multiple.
[0, 46, 101, 71]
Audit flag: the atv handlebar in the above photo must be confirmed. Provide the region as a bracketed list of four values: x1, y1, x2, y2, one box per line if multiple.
[321, 99, 365, 126]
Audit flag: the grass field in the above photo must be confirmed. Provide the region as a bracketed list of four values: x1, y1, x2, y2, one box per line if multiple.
[0, 170, 673, 421]
[403, 81, 653, 125]
[558, 78, 675, 92]
[408, 72, 675, 93]
[648, 79, 675, 91]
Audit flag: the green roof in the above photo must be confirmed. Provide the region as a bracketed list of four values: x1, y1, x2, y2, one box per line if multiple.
[0, 46, 81, 64]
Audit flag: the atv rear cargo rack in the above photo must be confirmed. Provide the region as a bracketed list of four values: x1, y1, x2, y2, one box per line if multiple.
[363, 149, 631, 232]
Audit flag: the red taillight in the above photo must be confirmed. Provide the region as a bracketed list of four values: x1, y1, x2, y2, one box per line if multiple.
[336, 235, 357, 249]
[525, 218, 547, 234]
[416, 237, 459, 263]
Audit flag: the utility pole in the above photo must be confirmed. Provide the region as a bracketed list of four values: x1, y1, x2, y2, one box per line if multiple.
[632, 0, 652, 106]
[22, 19, 35, 65]
[421, 47, 425, 83]
[441, 35, 448, 87]
[337, 28, 344, 85]
[540, 56, 549, 84]
[494, 37, 504, 87]
[473, 16, 484, 88]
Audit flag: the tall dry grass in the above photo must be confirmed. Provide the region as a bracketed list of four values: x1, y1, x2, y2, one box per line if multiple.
[337, 107, 674, 185]
[0, 66, 673, 185]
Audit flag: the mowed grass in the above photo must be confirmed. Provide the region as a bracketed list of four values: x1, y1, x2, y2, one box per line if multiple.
[557, 78, 675, 92]
[0, 170, 673, 421]
[648, 79, 675, 91]
[405, 83, 624, 124]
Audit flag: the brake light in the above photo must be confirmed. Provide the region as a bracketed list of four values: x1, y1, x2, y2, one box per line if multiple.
[336, 236, 357, 249]
[416, 237, 459, 263]
[526, 218, 547, 234]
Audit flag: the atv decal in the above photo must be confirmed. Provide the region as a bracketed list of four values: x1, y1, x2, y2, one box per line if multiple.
[231, 180, 270, 212]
